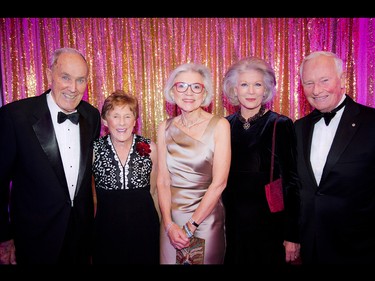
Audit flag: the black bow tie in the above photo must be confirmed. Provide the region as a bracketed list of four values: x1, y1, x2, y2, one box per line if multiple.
[57, 111, 80, 125]
[311, 97, 347, 126]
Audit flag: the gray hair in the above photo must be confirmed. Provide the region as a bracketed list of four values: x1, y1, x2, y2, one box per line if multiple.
[223, 57, 276, 106]
[299, 51, 344, 78]
[49, 47, 87, 69]
[164, 63, 213, 107]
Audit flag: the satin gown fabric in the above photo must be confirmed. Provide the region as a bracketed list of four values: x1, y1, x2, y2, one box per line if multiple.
[159, 115, 226, 264]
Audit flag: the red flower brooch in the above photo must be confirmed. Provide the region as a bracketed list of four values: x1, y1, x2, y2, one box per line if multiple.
[136, 141, 151, 157]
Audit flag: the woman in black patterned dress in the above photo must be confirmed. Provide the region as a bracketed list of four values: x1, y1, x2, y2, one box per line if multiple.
[92, 90, 160, 264]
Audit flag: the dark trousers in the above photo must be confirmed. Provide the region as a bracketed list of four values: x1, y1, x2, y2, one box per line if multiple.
[58, 208, 91, 264]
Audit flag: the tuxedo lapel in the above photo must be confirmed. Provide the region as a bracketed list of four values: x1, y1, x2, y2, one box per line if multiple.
[302, 114, 319, 187]
[32, 95, 68, 190]
[321, 98, 360, 183]
[75, 109, 91, 197]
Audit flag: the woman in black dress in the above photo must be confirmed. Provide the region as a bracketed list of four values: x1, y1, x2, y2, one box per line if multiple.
[92, 90, 160, 264]
[222, 57, 300, 265]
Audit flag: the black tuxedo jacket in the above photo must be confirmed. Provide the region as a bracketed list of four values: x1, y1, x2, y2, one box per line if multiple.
[294, 95, 375, 264]
[0, 90, 101, 263]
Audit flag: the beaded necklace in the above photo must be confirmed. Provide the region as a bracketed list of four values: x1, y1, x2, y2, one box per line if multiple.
[180, 112, 205, 130]
[237, 106, 266, 130]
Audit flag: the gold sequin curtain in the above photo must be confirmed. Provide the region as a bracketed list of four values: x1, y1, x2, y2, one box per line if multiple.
[1, 18, 374, 141]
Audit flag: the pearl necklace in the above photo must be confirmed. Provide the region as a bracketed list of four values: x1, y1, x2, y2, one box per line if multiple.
[238, 106, 266, 130]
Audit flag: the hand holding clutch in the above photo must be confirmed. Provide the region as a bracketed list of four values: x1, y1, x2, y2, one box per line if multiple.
[176, 224, 205, 264]
[176, 235, 205, 265]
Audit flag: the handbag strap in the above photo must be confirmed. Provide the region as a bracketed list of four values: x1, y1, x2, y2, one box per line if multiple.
[270, 114, 280, 182]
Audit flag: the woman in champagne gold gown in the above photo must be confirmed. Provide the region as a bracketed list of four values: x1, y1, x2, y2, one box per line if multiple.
[157, 63, 231, 264]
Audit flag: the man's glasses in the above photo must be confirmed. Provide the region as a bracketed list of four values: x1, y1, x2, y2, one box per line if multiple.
[173, 82, 205, 94]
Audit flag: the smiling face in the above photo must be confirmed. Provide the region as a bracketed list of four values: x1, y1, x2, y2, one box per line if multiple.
[102, 104, 136, 145]
[46, 52, 89, 113]
[301, 54, 346, 113]
[171, 70, 206, 112]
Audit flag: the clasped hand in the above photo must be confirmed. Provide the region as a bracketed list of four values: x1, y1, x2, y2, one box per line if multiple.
[167, 223, 190, 250]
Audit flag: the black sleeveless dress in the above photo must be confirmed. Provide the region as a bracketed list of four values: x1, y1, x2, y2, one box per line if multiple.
[92, 134, 160, 264]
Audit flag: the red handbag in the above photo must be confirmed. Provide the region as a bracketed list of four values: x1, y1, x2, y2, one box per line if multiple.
[265, 115, 284, 213]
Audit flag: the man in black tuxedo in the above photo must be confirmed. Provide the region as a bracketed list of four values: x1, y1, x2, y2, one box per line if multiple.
[295, 51, 375, 264]
[0, 47, 101, 264]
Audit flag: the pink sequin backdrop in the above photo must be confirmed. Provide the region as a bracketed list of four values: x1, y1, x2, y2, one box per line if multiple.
[1, 18, 374, 141]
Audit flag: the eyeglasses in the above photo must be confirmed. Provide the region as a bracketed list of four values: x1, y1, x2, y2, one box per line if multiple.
[173, 82, 205, 94]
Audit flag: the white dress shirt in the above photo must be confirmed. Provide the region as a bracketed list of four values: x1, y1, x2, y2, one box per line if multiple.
[310, 95, 346, 185]
[47, 92, 80, 205]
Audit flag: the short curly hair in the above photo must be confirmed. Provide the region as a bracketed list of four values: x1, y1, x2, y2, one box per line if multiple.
[101, 90, 139, 120]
